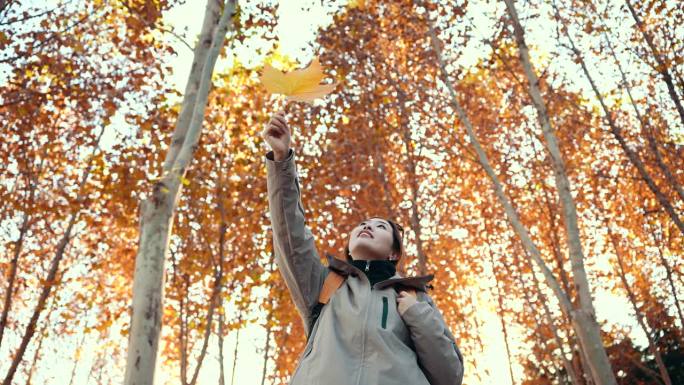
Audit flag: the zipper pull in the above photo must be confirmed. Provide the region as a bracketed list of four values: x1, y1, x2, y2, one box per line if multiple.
[365, 260, 370, 272]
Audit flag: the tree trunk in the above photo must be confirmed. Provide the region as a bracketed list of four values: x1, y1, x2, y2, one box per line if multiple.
[386, 68, 428, 274]
[486, 247, 516, 385]
[180, 273, 189, 385]
[399, 97, 428, 275]
[218, 310, 226, 385]
[422, 0, 617, 383]
[423, 0, 574, 321]
[528, 264, 583, 385]
[0, 171, 36, 347]
[123, 2, 237, 385]
[606, 226, 672, 385]
[508, 249, 582, 385]
[648, 229, 684, 337]
[553, 3, 684, 236]
[260, 253, 275, 385]
[217, 181, 228, 385]
[68, 308, 91, 385]
[502, 1, 617, 383]
[2, 129, 104, 385]
[186, 255, 222, 385]
[25, 293, 57, 385]
[229, 311, 242, 385]
[595, 24, 684, 204]
[260, 322, 272, 385]
[625, 0, 684, 127]
[522, 127, 576, 306]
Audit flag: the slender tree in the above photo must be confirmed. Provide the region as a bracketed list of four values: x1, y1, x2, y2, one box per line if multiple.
[123, 1, 238, 384]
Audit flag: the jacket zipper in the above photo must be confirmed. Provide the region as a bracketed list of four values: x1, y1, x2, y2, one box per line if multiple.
[355, 265, 372, 385]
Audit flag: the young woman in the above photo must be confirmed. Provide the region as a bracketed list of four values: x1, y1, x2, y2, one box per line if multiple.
[262, 111, 464, 385]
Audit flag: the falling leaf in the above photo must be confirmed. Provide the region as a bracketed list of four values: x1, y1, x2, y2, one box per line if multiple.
[259, 57, 338, 104]
[179, 175, 190, 186]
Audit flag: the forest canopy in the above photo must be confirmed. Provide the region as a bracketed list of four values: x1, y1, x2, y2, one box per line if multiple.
[1, 0, 682, 384]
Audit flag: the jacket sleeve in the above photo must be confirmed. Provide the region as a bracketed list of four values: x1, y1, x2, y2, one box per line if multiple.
[265, 148, 328, 336]
[401, 292, 464, 385]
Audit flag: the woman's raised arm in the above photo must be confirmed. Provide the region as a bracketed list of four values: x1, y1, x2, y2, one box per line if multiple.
[262, 112, 327, 336]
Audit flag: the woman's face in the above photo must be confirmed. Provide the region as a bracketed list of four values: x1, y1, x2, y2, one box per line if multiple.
[348, 217, 397, 261]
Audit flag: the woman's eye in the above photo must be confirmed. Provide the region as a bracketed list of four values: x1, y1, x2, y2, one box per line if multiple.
[378, 224, 386, 229]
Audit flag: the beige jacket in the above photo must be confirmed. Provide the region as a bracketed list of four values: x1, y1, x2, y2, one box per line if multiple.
[266, 148, 464, 385]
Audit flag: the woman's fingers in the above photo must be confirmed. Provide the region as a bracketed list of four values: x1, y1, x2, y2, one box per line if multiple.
[270, 117, 287, 132]
[274, 122, 287, 134]
[264, 122, 283, 138]
[263, 112, 289, 141]
[267, 121, 284, 135]
[273, 115, 287, 128]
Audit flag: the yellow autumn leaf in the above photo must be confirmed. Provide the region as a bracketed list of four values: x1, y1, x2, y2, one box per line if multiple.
[259, 57, 338, 104]
[349, 0, 366, 9]
[179, 175, 190, 186]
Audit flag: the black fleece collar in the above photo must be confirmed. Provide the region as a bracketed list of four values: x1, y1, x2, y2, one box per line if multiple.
[325, 253, 435, 292]
[350, 259, 396, 287]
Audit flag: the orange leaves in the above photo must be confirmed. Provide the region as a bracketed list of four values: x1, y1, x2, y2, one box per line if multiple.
[122, 0, 162, 27]
[259, 57, 338, 104]
[0, 31, 8, 48]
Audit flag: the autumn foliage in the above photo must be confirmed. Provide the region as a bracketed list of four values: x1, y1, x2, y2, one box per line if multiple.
[1, 1, 682, 385]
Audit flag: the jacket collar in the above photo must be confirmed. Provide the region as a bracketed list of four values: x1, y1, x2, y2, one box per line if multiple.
[325, 253, 434, 292]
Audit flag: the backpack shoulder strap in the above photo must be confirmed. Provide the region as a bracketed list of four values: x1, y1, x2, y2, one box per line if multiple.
[318, 270, 345, 304]
[308, 265, 347, 340]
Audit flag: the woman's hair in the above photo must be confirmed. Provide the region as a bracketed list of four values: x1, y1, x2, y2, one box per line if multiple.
[344, 217, 405, 266]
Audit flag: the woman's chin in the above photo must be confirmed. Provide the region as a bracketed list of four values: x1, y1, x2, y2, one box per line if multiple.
[350, 245, 388, 260]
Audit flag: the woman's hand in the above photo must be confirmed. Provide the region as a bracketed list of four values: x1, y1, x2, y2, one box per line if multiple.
[261, 110, 291, 161]
[397, 289, 418, 316]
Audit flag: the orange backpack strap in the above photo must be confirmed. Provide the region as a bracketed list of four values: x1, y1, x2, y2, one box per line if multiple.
[318, 271, 345, 304]
[308, 254, 348, 339]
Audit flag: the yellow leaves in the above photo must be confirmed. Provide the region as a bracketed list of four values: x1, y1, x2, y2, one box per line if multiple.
[259, 57, 338, 104]
[348, 0, 366, 9]
[74, 347, 82, 361]
[150, 170, 190, 191]
[672, 132, 684, 146]
[0, 31, 8, 48]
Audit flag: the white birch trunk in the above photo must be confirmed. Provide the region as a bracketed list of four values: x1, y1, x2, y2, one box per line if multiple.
[501, 1, 617, 383]
[420, 2, 616, 384]
[552, 3, 684, 236]
[625, 0, 684, 127]
[422, 4, 573, 316]
[123, 1, 238, 384]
